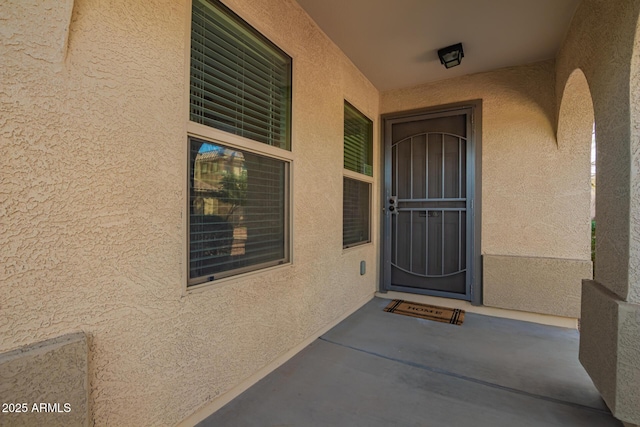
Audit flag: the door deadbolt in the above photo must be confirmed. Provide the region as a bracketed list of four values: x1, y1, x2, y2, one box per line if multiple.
[388, 196, 398, 214]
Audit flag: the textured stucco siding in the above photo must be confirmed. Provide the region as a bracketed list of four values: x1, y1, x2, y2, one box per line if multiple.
[631, 15, 640, 306]
[0, 0, 379, 425]
[555, 0, 640, 423]
[580, 280, 640, 422]
[483, 255, 592, 318]
[0, 333, 88, 427]
[556, 0, 640, 304]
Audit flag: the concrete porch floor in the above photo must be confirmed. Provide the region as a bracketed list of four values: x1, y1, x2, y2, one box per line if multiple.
[197, 297, 621, 426]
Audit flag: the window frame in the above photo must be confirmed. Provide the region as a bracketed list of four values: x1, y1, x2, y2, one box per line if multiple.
[184, 0, 294, 290]
[342, 100, 374, 249]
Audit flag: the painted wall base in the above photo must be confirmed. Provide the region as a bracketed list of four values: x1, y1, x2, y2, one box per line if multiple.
[0, 332, 89, 427]
[580, 280, 640, 425]
[483, 254, 592, 318]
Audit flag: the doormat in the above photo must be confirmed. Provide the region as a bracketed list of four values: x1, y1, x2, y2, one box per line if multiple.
[384, 299, 465, 325]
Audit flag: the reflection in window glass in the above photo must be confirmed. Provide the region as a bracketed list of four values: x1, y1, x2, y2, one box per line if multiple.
[189, 138, 287, 285]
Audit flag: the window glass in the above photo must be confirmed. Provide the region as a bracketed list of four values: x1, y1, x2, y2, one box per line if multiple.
[189, 138, 288, 285]
[343, 177, 370, 247]
[344, 102, 373, 176]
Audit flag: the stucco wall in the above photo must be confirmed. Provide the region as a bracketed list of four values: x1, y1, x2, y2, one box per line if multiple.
[381, 60, 591, 261]
[381, 61, 592, 315]
[555, 0, 640, 304]
[0, 333, 89, 427]
[580, 280, 640, 423]
[483, 255, 592, 318]
[0, 0, 379, 425]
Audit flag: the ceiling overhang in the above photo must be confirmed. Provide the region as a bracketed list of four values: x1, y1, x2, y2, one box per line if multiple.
[295, 0, 581, 91]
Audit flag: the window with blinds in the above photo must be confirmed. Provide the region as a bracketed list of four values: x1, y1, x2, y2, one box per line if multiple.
[343, 102, 372, 248]
[343, 178, 370, 247]
[189, 138, 288, 285]
[344, 101, 373, 176]
[190, 0, 292, 150]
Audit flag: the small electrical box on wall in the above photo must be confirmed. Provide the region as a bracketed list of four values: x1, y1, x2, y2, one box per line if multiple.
[360, 260, 366, 275]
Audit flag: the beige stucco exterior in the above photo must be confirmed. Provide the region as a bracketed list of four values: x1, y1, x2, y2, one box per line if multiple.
[381, 60, 591, 261]
[381, 60, 593, 317]
[483, 255, 592, 318]
[580, 280, 640, 423]
[2, 0, 640, 425]
[555, 0, 640, 305]
[1, 0, 379, 425]
[0, 333, 89, 427]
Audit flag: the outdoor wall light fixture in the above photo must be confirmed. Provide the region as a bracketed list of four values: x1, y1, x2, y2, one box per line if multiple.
[438, 43, 464, 69]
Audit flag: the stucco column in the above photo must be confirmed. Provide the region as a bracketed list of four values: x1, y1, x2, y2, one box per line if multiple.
[576, 4, 640, 422]
[580, 279, 640, 424]
[579, 111, 640, 425]
[579, 95, 640, 424]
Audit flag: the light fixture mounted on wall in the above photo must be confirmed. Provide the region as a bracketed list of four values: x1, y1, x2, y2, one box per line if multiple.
[438, 43, 464, 69]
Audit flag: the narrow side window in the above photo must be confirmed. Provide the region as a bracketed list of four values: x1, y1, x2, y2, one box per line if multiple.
[343, 101, 373, 248]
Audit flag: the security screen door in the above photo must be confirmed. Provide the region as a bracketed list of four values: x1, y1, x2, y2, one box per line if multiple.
[383, 107, 475, 300]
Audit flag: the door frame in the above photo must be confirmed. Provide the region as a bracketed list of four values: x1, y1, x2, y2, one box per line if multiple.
[380, 100, 482, 305]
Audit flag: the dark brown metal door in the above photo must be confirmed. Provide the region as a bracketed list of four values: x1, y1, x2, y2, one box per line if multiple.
[383, 108, 475, 300]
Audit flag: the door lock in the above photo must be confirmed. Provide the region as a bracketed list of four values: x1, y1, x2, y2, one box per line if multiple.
[388, 196, 397, 214]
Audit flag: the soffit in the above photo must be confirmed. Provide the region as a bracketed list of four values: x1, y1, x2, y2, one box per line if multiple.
[295, 0, 581, 91]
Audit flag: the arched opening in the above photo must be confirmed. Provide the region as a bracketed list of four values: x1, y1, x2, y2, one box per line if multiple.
[557, 68, 596, 272]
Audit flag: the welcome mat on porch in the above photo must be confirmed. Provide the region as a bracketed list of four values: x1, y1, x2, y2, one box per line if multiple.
[384, 299, 465, 325]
